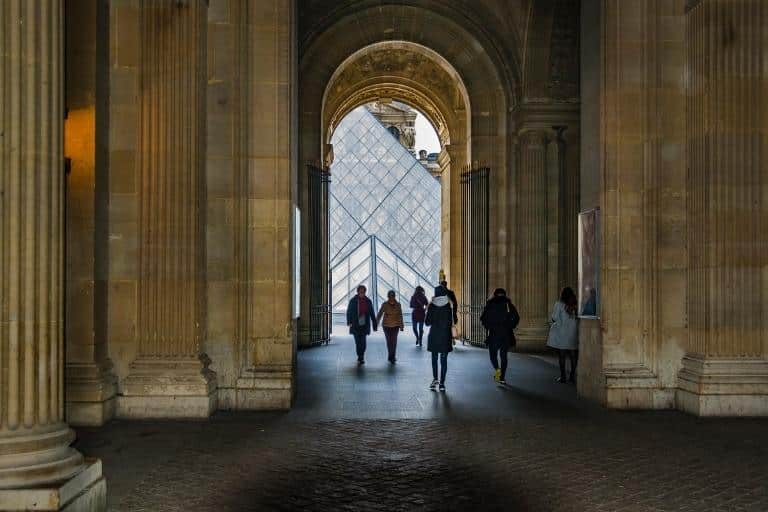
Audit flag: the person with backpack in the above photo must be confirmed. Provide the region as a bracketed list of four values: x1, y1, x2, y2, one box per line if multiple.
[480, 288, 520, 385]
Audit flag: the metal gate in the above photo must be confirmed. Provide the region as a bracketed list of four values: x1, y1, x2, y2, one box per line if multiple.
[460, 165, 490, 346]
[308, 164, 331, 345]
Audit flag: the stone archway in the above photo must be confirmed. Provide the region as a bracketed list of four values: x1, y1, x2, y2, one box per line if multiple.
[319, 42, 472, 317]
[297, 5, 515, 345]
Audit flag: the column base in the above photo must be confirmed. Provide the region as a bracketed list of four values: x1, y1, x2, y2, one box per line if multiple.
[514, 326, 548, 352]
[118, 357, 217, 419]
[602, 364, 673, 409]
[65, 362, 117, 427]
[235, 366, 293, 410]
[676, 355, 768, 417]
[0, 459, 105, 512]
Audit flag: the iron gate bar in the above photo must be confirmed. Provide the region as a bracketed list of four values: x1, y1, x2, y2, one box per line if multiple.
[460, 165, 490, 347]
[308, 164, 331, 345]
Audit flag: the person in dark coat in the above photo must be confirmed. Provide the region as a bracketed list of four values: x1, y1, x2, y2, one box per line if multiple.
[346, 285, 378, 365]
[409, 286, 428, 346]
[425, 285, 455, 392]
[480, 288, 520, 385]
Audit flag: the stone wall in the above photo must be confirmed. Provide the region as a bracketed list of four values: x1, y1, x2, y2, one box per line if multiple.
[205, 0, 295, 410]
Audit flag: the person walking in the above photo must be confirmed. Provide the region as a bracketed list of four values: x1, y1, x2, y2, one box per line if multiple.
[377, 290, 404, 363]
[546, 287, 579, 383]
[409, 286, 428, 346]
[480, 288, 520, 385]
[425, 284, 455, 392]
[346, 285, 378, 365]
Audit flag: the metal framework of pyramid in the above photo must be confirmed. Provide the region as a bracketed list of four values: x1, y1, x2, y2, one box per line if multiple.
[329, 106, 441, 315]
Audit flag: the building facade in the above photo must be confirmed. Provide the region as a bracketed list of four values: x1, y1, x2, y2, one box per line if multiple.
[0, 0, 766, 508]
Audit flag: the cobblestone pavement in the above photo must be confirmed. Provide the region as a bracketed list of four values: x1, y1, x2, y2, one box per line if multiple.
[74, 334, 768, 511]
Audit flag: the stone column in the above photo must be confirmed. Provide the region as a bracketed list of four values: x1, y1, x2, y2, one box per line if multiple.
[120, 0, 216, 418]
[64, 0, 117, 427]
[557, 125, 580, 292]
[515, 129, 550, 348]
[678, 0, 768, 416]
[0, 1, 106, 509]
[234, 0, 295, 410]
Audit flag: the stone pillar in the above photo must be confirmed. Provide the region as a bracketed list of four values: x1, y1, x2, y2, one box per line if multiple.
[64, 0, 118, 427]
[678, 0, 768, 416]
[120, 0, 216, 419]
[558, 126, 580, 292]
[0, 1, 106, 509]
[234, 0, 295, 410]
[587, 0, 687, 410]
[515, 129, 550, 348]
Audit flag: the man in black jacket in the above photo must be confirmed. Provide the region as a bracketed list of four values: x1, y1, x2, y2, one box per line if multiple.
[346, 285, 378, 365]
[480, 288, 520, 385]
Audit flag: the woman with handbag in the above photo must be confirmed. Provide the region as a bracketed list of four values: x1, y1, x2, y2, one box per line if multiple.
[546, 287, 579, 383]
[425, 284, 455, 392]
[480, 288, 520, 385]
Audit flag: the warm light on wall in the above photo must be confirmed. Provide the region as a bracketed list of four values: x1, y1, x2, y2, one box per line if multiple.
[63, 106, 96, 186]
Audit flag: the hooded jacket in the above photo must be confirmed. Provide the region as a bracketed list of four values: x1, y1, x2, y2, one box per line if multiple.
[480, 295, 520, 346]
[425, 291, 454, 353]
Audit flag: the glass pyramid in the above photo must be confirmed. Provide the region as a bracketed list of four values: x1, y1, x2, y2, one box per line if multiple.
[330, 105, 441, 316]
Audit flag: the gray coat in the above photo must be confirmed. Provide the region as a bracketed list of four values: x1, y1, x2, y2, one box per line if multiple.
[546, 301, 578, 350]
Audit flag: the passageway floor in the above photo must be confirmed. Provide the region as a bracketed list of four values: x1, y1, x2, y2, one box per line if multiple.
[75, 332, 768, 511]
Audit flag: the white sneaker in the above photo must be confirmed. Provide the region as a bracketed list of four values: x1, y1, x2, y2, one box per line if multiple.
[429, 379, 439, 391]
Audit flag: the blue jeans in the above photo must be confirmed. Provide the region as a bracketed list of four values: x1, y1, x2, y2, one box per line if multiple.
[431, 352, 448, 383]
[412, 321, 424, 342]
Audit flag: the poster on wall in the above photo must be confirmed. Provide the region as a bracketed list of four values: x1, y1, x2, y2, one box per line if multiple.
[293, 206, 301, 319]
[578, 208, 600, 318]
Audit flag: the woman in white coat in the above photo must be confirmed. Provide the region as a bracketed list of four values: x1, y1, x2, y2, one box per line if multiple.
[546, 287, 579, 383]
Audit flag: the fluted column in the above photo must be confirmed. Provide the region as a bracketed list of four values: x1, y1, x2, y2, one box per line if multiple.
[678, 0, 768, 416]
[515, 129, 550, 347]
[0, 1, 106, 508]
[120, 0, 216, 419]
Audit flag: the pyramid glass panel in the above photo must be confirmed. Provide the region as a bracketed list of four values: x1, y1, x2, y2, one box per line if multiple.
[329, 105, 441, 316]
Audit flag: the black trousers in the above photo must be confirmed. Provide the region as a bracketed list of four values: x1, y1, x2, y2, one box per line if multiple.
[431, 352, 448, 383]
[488, 340, 510, 379]
[557, 349, 578, 379]
[353, 334, 367, 361]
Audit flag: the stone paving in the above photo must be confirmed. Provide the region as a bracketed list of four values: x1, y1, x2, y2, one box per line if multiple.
[74, 331, 768, 511]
